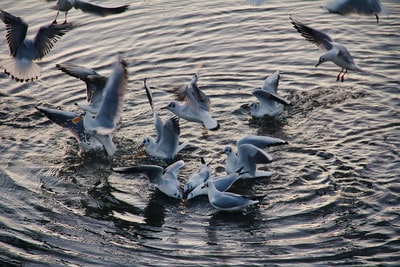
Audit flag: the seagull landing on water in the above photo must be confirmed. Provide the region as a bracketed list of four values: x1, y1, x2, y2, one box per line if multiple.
[139, 79, 189, 160]
[290, 16, 365, 82]
[49, 0, 129, 24]
[166, 73, 220, 131]
[242, 70, 291, 118]
[322, 0, 387, 23]
[72, 56, 128, 156]
[113, 160, 185, 199]
[0, 9, 73, 82]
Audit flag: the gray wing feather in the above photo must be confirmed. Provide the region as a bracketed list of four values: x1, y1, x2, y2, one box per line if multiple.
[34, 23, 73, 60]
[93, 56, 128, 134]
[253, 90, 291, 106]
[237, 135, 288, 148]
[74, 1, 129, 16]
[290, 16, 333, 51]
[0, 9, 28, 57]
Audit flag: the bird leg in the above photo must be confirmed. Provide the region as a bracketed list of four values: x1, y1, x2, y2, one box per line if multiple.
[63, 11, 68, 24]
[336, 68, 344, 81]
[341, 69, 347, 82]
[375, 14, 379, 24]
[52, 11, 59, 24]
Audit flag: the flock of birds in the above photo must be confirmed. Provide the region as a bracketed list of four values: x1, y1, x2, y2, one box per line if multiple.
[1, 0, 388, 212]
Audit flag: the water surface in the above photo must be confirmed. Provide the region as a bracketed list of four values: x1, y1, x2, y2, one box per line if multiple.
[0, 0, 399, 266]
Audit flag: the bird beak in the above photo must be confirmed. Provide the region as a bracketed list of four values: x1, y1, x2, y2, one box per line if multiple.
[315, 60, 321, 68]
[71, 114, 83, 124]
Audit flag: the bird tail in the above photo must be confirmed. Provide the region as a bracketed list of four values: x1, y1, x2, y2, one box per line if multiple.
[1, 58, 40, 82]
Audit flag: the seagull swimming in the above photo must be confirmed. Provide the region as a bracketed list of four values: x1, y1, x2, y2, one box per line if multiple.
[0, 9, 73, 82]
[166, 73, 220, 131]
[245, 70, 291, 118]
[35, 106, 104, 153]
[204, 180, 259, 212]
[49, 0, 129, 24]
[323, 0, 387, 23]
[113, 160, 185, 199]
[290, 16, 364, 82]
[139, 79, 189, 160]
[74, 56, 128, 156]
[183, 157, 212, 194]
[186, 169, 243, 200]
[56, 63, 108, 114]
[221, 144, 273, 179]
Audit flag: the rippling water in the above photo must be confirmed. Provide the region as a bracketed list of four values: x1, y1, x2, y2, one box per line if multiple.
[0, 0, 399, 266]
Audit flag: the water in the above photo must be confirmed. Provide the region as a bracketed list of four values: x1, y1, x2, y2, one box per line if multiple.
[0, 0, 399, 266]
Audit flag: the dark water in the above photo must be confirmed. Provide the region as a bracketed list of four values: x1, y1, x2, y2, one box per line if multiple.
[0, 0, 399, 266]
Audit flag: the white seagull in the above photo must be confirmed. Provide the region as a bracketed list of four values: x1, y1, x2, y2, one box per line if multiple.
[186, 169, 243, 200]
[323, 0, 387, 23]
[49, 0, 129, 24]
[139, 79, 189, 160]
[221, 144, 273, 179]
[245, 70, 291, 118]
[0, 9, 73, 82]
[35, 106, 104, 153]
[113, 160, 185, 199]
[166, 73, 220, 131]
[74, 56, 128, 156]
[183, 157, 212, 194]
[204, 180, 259, 212]
[290, 16, 364, 82]
[56, 63, 108, 114]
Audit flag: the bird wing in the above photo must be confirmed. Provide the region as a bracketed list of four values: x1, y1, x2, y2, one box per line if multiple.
[56, 63, 107, 102]
[237, 144, 273, 175]
[325, 0, 383, 15]
[173, 74, 211, 112]
[237, 135, 288, 148]
[143, 79, 163, 143]
[35, 106, 87, 142]
[290, 16, 333, 51]
[164, 160, 185, 177]
[93, 56, 128, 135]
[74, 1, 129, 16]
[262, 70, 280, 93]
[0, 9, 28, 57]
[34, 22, 73, 60]
[158, 116, 180, 155]
[252, 90, 291, 106]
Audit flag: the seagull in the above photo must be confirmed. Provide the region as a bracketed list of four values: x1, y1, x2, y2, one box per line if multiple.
[183, 157, 212, 194]
[221, 144, 273, 179]
[204, 180, 259, 212]
[244, 70, 291, 118]
[113, 160, 185, 199]
[0, 9, 73, 82]
[186, 169, 243, 200]
[323, 0, 387, 23]
[35, 106, 104, 153]
[56, 63, 108, 114]
[73, 56, 128, 156]
[139, 79, 189, 160]
[290, 16, 364, 82]
[166, 73, 220, 131]
[49, 0, 130, 24]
